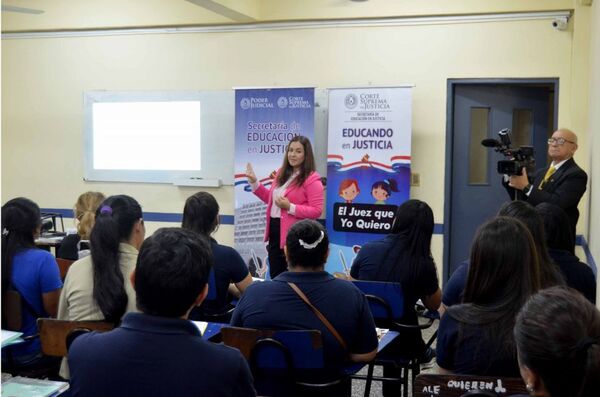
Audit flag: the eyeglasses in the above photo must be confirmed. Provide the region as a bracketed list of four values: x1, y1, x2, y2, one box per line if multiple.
[547, 137, 575, 145]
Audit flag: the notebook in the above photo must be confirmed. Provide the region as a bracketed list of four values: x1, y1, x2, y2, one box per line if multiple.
[1, 376, 69, 397]
[1, 330, 24, 348]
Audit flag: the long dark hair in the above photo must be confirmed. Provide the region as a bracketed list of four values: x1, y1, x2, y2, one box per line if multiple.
[498, 201, 564, 287]
[182, 192, 219, 237]
[90, 195, 142, 323]
[448, 217, 541, 364]
[1, 197, 41, 295]
[515, 287, 600, 397]
[276, 135, 316, 187]
[375, 199, 434, 283]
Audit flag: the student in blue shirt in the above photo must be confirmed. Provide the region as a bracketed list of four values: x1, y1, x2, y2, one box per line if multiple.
[68, 228, 255, 397]
[231, 220, 378, 392]
[1, 197, 62, 367]
[437, 217, 541, 377]
[182, 192, 252, 321]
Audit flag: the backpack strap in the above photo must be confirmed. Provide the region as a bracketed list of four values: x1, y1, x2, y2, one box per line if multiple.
[287, 282, 347, 350]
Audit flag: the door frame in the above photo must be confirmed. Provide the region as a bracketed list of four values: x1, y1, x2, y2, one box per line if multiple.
[443, 78, 559, 282]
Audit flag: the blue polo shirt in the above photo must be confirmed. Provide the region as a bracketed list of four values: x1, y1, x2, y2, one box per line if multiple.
[442, 261, 470, 307]
[68, 312, 255, 397]
[436, 311, 520, 377]
[230, 271, 378, 372]
[9, 248, 63, 356]
[350, 235, 439, 325]
[201, 239, 249, 315]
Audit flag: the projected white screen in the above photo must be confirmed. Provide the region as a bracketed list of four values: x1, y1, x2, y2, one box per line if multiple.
[93, 101, 201, 170]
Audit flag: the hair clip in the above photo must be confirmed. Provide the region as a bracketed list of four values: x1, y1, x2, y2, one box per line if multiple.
[298, 230, 325, 250]
[384, 179, 390, 185]
[2, 228, 9, 236]
[100, 205, 113, 215]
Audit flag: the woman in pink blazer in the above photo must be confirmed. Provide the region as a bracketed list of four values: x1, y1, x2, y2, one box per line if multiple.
[246, 135, 324, 278]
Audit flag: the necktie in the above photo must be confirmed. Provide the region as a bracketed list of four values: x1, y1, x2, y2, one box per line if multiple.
[539, 166, 556, 190]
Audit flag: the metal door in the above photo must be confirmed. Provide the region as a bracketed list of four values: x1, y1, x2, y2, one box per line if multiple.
[446, 83, 554, 278]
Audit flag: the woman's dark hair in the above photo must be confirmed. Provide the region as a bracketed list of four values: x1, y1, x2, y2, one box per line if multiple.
[285, 220, 329, 269]
[182, 192, 219, 237]
[515, 287, 600, 397]
[276, 135, 316, 188]
[376, 199, 434, 283]
[498, 200, 564, 287]
[1, 197, 41, 295]
[90, 195, 142, 323]
[447, 217, 541, 368]
[371, 178, 399, 198]
[535, 203, 576, 254]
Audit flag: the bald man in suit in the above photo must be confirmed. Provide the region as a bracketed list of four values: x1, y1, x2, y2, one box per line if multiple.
[509, 128, 587, 242]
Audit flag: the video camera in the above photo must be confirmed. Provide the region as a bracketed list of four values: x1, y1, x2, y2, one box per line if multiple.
[481, 128, 535, 176]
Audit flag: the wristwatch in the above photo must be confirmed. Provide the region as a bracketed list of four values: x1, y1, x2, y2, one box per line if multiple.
[523, 184, 533, 194]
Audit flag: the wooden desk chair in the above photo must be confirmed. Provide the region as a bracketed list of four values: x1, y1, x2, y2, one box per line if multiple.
[221, 326, 347, 396]
[414, 374, 528, 397]
[37, 318, 114, 357]
[55, 258, 75, 280]
[351, 280, 439, 397]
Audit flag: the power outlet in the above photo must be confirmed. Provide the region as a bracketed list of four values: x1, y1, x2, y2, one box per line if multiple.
[411, 173, 420, 187]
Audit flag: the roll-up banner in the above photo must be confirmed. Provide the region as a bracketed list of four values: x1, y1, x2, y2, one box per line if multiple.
[325, 87, 413, 275]
[234, 88, 315, 278]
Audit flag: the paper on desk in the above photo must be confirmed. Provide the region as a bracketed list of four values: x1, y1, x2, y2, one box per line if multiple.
[1, 330, 23, 348]
[376, 328, 388, 341]
[191, 321, 208, 335]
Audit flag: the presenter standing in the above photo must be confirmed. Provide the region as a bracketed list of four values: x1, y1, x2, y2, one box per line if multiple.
[246, 135, 324, 278]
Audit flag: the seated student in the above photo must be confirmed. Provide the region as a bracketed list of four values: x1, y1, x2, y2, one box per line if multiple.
[57, 191, 105, 260]
[437, 217, 540, 376]
[231, 220, 378, 381]
[515, 287, 600, 397]
[535, 203, 596, 303]
[182, 192, 252, 320]
[442, 201, 563, 309]
[57, 195, 144, 378]
[68, 228, 255, 397]
[1, 198, 62, 367]
[350, 199, 440, 395]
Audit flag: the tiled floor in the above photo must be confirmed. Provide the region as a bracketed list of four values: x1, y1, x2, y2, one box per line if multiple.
[351, 321, 439, 396]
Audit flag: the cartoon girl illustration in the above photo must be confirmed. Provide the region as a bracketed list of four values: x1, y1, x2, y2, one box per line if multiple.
[371, 178, 399, 204]
[339, 179, 360, 203]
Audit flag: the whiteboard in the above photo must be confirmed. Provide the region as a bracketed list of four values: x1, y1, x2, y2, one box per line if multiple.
[84, 89, 329, 185]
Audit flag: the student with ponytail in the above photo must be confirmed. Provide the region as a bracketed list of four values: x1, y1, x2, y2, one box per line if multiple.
[57, 191, 105, 260]
[515, 287, 600, 397]
[57, 195, 144, 377]
[1, 197, 62, 365]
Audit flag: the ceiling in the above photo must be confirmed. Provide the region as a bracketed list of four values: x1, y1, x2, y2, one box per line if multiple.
[1, 0, 573, 32]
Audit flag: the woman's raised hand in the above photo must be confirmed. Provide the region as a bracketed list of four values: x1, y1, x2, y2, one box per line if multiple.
[246, 163, 257, 184]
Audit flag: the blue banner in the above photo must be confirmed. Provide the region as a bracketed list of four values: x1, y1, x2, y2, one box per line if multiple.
[234, 88, 315, 278]
[325, 87, 413, 276]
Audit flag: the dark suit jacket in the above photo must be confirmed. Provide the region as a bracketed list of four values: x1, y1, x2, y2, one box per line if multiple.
[527, 158, 587, 236]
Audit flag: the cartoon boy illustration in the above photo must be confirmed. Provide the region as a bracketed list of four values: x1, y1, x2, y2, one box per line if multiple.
[339, 179, 360, 203]
[371, 178, 399, 204]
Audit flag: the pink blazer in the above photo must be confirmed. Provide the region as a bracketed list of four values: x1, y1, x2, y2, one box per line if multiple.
[253, 170, 324, 248]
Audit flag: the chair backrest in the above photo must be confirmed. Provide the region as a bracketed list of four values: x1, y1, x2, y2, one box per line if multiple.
[56, 258, 75, 280]
[221, 326, 324, 370]
[37, 318, 114, 357]
[414, 374, 528, 397]
[352, 280, 404, 321]
[2, 290, 23, 331]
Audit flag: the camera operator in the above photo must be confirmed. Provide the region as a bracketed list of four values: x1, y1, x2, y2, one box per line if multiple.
[508, 128, 587, 242]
